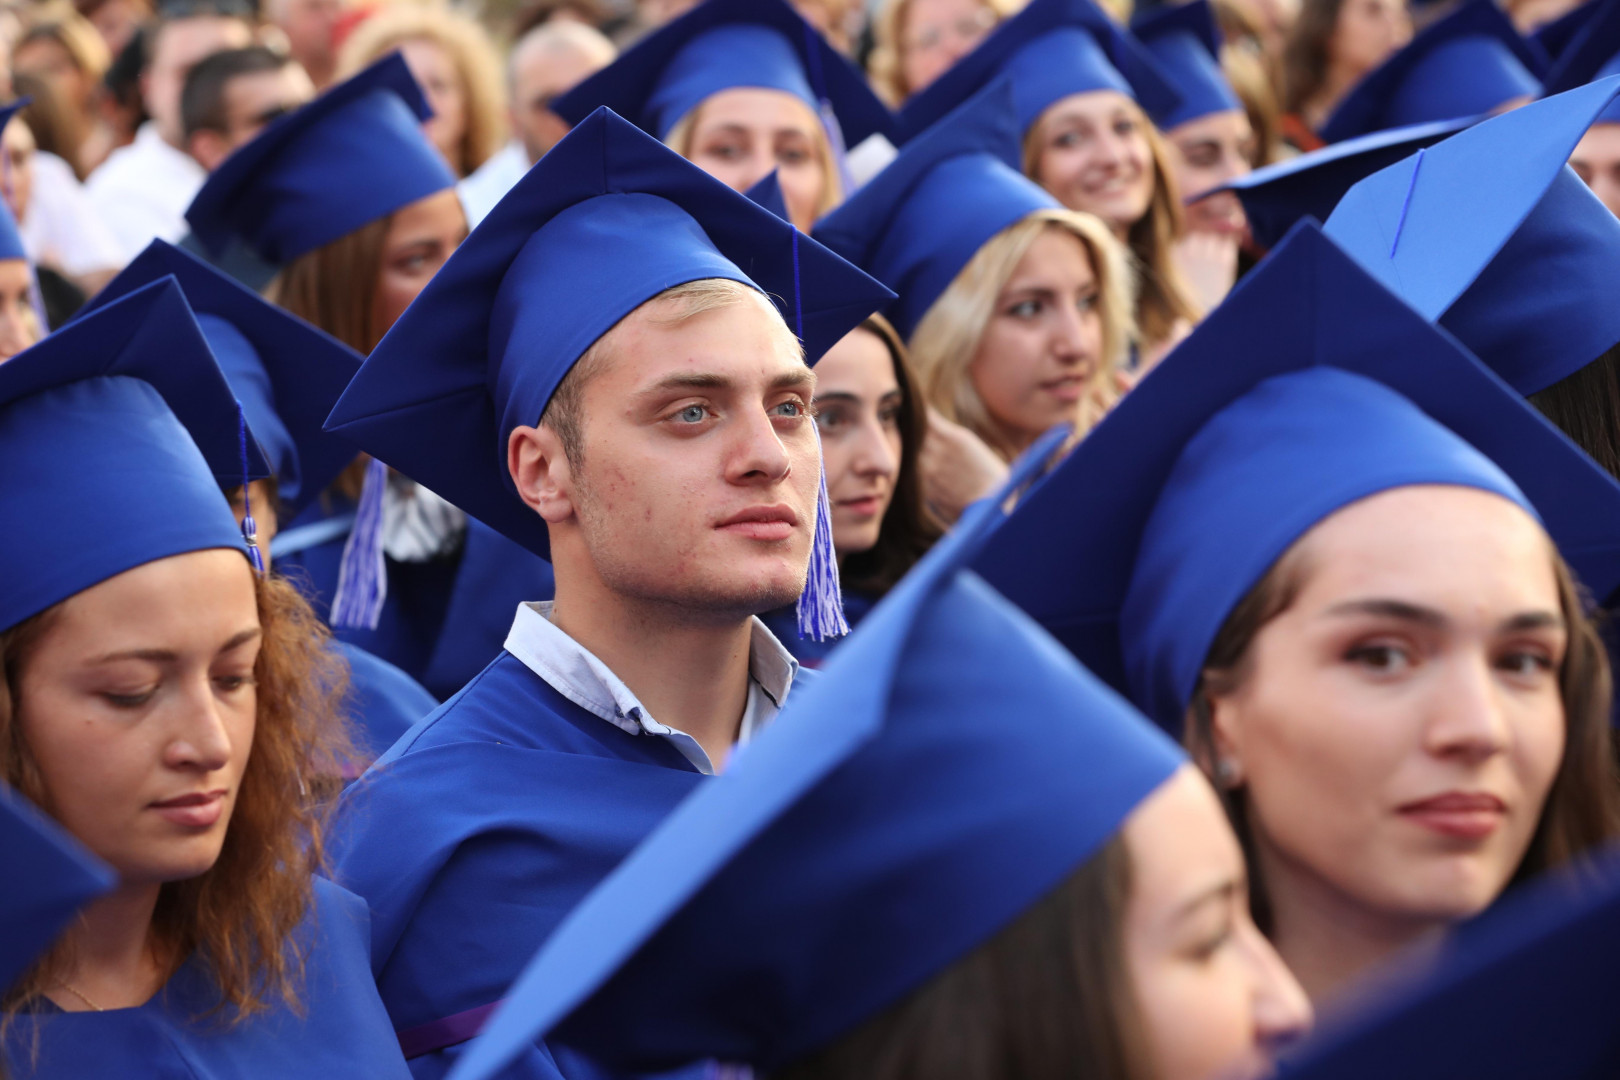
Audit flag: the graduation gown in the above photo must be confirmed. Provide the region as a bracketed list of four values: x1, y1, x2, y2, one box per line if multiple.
[760, 589, 878, 667]
[1, 877, 411, 1079]
[278, 510, 554, 698]
[330, 652, 709, 1079]
[334, 640, 438, 763]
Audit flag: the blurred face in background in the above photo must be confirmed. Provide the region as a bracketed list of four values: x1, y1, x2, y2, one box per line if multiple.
[508, 23, 615, 165]
[1170, 110, 1256, 237]
[145, 15, 254, 145]
[1570, 124, 1620, 221]
[898, 0, 999, 97]
[1327, 0, 1410, 84]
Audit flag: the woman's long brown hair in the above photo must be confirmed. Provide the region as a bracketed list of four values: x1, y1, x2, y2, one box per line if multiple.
[1, 571, 355, 1022]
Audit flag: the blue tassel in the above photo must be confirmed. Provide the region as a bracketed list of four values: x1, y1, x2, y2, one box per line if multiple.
[236, 404, 264, 574]
[330, 457, 389, 630]
[797, 424, 848, 641]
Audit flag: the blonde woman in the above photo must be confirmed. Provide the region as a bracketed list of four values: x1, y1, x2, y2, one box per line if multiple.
[868, 0, 1023, 105]
[553, 0, 893, 233]
[337, 4, 508, 178]
[817, 84, 1135, 522]
[899, 0, 1204, 370]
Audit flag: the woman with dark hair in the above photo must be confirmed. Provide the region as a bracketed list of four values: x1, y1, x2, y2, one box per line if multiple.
[441, 440, 1311, 1080]
[1280, 0, 1409, 146]
[976, 223, 1620, 1006]
[762, 316, 942, 662]
[0, 284, 409, 1076]
[187, 52, 552, 701]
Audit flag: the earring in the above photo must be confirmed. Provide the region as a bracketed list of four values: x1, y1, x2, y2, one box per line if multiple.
[1214, 758, 1241, 789]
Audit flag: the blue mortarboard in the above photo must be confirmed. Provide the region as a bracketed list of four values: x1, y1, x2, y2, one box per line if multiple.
[1320, 0, 1547, 144]
[0, 278, 266, 632]
[815, 82, 1058, 340]
[1130, 0, 1242, 130]
[186, 52, 457, 266]
[1542, 0, 1620, 123]
[77, 241, 363, 519]
[552, 0, 892, 151]
[897, 0, 1182, 142]
[443, 427, 1186, 1080]
[972, 222, 1620, 733]
[1, 784, 114, 989]
[744, 170, 789, 221]
[0, 99, 31, 262]
[1216, 117, 1471, 249]
[1325, 80, 1620, 396]
[327, 108, 891, 564]
[1535, 0, 1604, 60]
[1276, 848, 1620, 1079]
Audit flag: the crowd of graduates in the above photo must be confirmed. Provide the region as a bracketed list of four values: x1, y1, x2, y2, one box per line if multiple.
[8, 0, 1620, 1076]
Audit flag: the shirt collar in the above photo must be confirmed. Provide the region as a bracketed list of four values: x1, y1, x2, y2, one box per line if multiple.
[502, 602, 801, 773]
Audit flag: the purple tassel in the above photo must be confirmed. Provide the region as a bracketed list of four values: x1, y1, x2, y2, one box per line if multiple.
[330, 457, 389, 629]
[236, 405, 264, 574]
[797, 423, 848, 641]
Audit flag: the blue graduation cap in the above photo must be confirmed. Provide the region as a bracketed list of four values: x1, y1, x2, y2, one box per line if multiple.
[1325, 79, 1620, 396]
[1216, 116, 1471, 249]
[971, 221, 1620, 734]
[441, 427, 1186, 1080]
[1276, 848, 1620, 1079]
[815, 82, 1058, 340]
[1534, 0, 1603, 60]
[1542, 0, 1620, 124]
[1320, 0, 1547, 144]
[185, 52, 457, 267]
[1, 784, 114, 989]
[326, 107, 892, 634]
[551, 0, 892, 152]
[77, 240, 363, 519]
[744, 169, 789, 221]
[0, 99, 31, 262]
[1130, 0, 1242, 130]
[0, 278, 266, 633]
[895, 0, 1183, 142]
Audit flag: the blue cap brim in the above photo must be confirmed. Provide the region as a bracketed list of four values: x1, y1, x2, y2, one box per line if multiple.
[1218, 116, 1473, 249]
[0, 785, 114, 989]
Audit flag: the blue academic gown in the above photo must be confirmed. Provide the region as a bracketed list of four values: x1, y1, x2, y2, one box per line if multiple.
[330, 652, 711, 1079]
[334, 640, 439, 763]
[279, 509, 554, 699]
[2, 877, 412, 1079]
[761, 589, 879, 667]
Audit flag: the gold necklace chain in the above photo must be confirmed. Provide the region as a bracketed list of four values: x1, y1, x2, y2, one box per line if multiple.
[55, 982, 105, 1012]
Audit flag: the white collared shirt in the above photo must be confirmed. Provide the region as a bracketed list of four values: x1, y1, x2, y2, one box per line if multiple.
[502, 601, 799, 775]
[85, 122, 206, 264]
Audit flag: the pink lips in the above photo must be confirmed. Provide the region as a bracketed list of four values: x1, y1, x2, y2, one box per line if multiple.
[716, 504, 800, 542]
[1398, 791, 1507, 840]
[836, 495, 884, 520]
[149, 790, 227, 829]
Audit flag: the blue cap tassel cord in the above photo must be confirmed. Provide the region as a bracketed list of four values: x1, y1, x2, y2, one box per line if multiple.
[330, 456, 389, 630]
[237, 404, 265, 574]
[791, 225, 849, 641]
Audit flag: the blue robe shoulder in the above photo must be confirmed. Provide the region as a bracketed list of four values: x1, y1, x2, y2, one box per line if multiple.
[334, 640, 439, 762]
[331, 653, 705, 1079]
[1, 877, 411, 1079]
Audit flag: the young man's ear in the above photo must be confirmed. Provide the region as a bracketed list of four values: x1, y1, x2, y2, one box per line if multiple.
[509, 423, 576, 524]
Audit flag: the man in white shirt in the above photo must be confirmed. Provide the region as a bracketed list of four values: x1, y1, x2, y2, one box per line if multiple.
[327, 110, 891, 1078]
[459, 19, 615, 227]
[87, 5, 253, 263]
